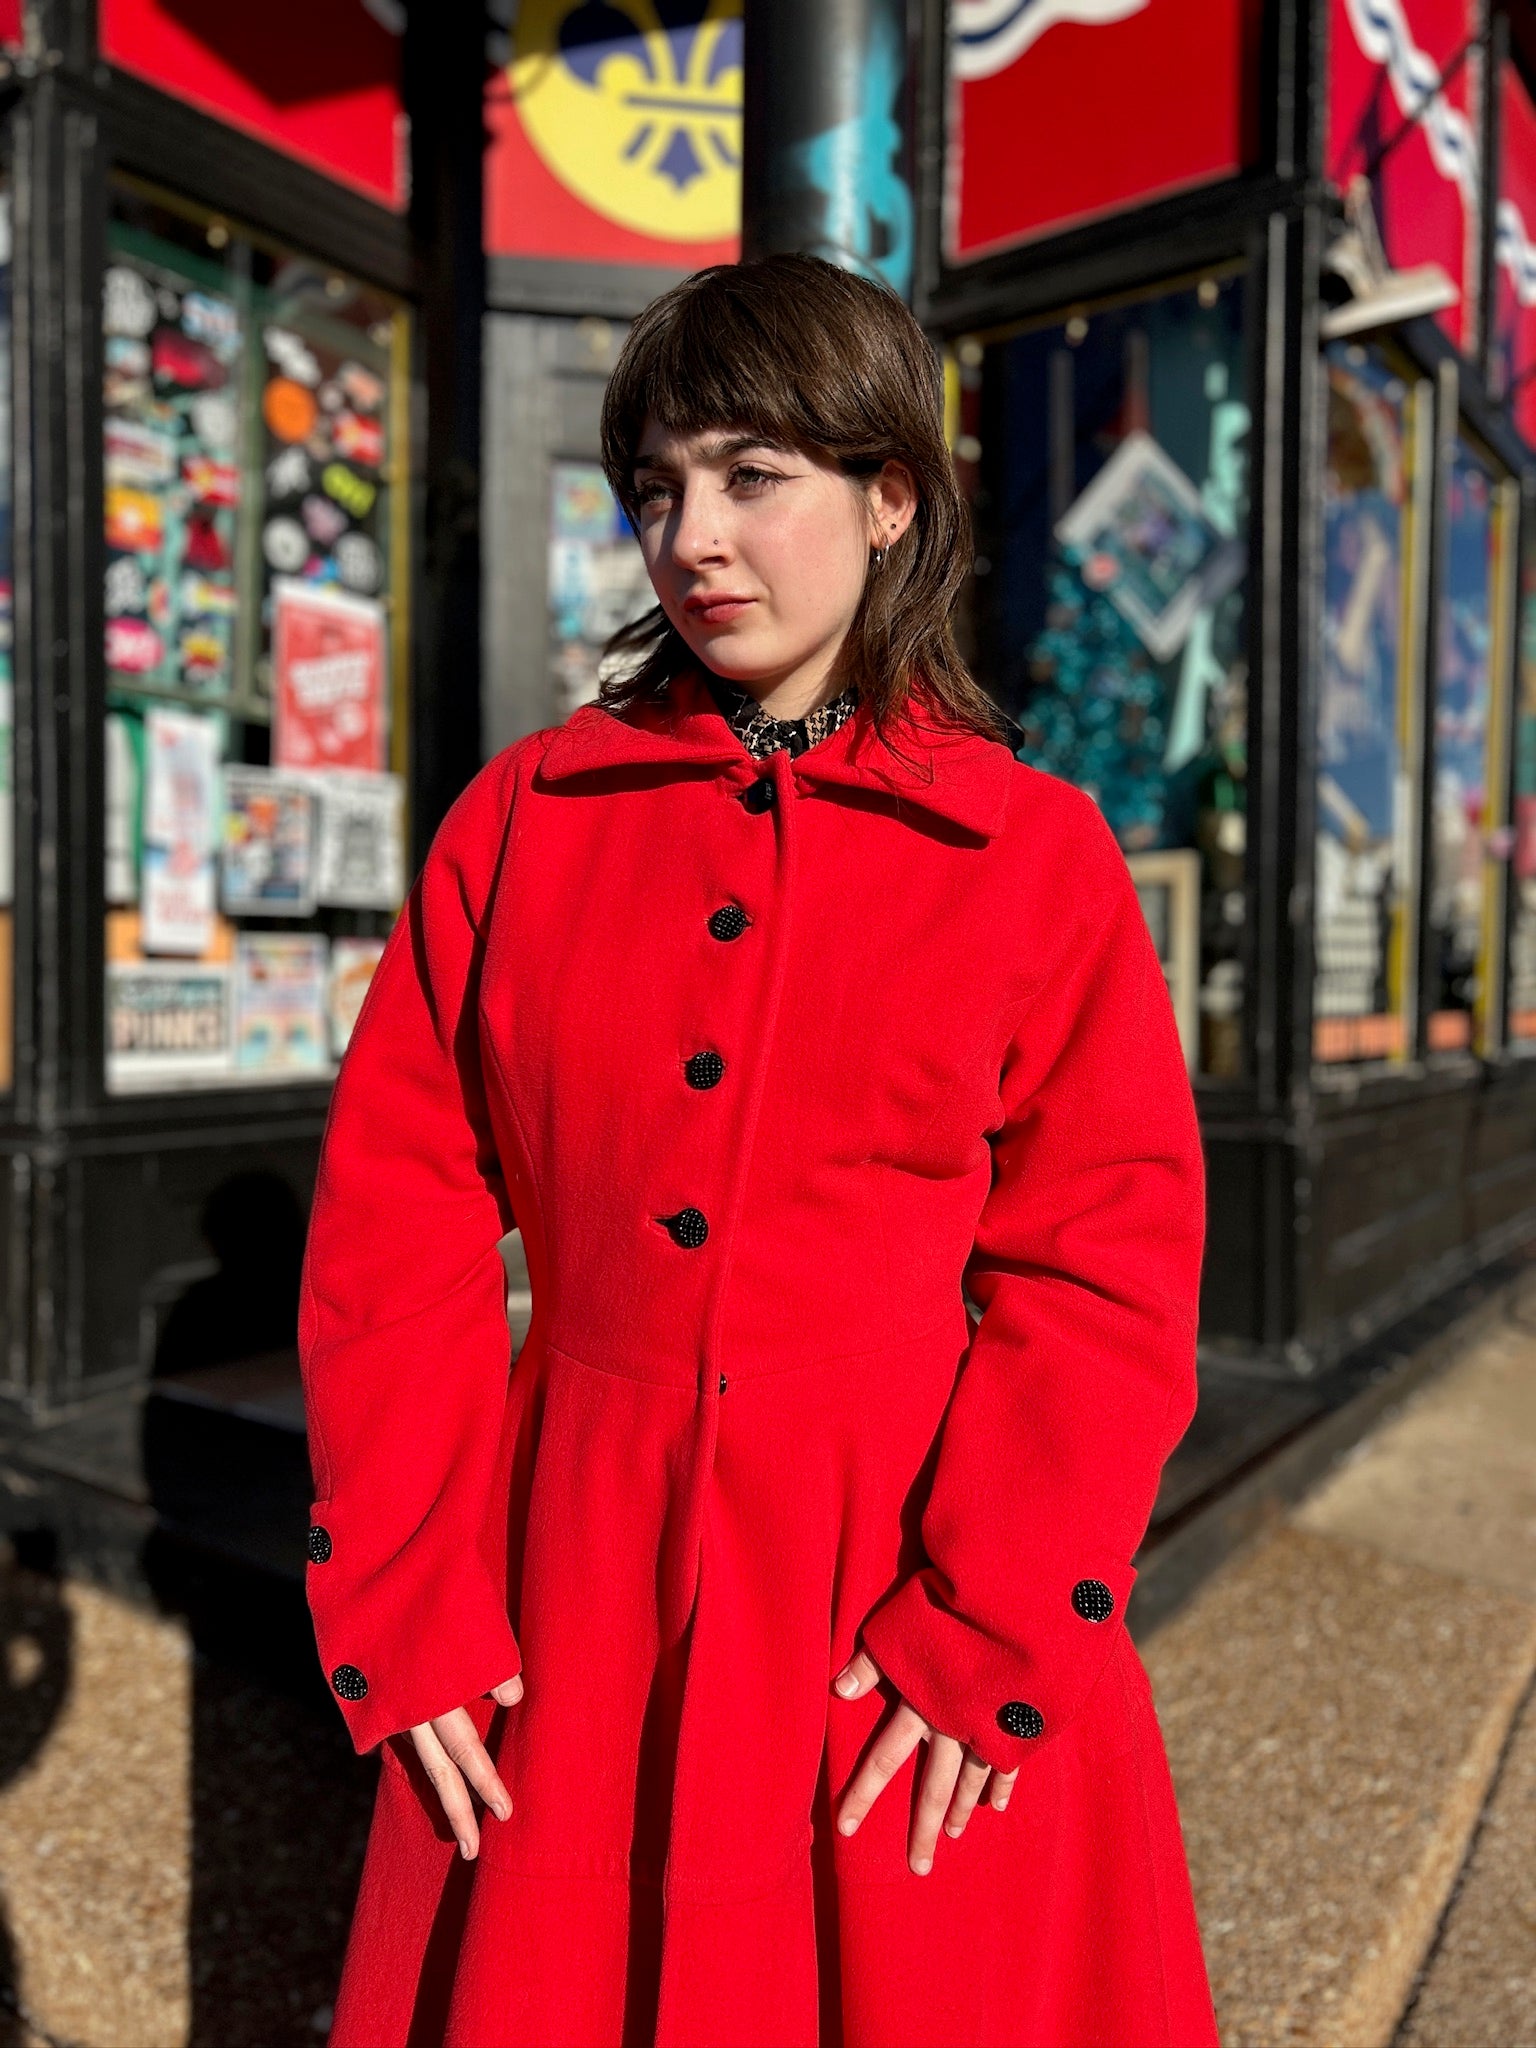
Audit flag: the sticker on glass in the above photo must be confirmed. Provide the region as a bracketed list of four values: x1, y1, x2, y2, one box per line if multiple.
[263, 517, 309, 573]
[264, 378, 319, 444]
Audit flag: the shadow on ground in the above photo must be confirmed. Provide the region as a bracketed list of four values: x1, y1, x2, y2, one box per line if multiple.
[0, 1536, 72, 2048]
[146, 1536, 378, 2048]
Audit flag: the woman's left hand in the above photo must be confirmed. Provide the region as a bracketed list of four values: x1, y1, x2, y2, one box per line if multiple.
[831, 1649, 1019, 1875]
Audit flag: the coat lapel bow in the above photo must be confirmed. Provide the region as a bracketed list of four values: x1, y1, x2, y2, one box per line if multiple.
[536, 669, 1014, 840]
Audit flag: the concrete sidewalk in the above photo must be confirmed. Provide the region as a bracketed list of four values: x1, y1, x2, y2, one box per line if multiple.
[1, 1286, 1533, 2047]
[1147, 1284, 1536, 2047]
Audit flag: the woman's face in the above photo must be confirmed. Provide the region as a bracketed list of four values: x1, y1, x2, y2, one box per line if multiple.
[631, 416, 916, 712]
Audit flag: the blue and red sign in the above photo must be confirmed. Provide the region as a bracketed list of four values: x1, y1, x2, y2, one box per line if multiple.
[945, 0, 1261, 262]
[1326, 0, 1482, 351]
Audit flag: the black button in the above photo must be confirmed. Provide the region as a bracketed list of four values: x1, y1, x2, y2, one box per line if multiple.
[658, 1207, 709, 1248]
[740, 776, 776, 813]
[998, 1700, 1043, 1740]
[718, 1374, 728, 1394]
[307, 1525, 333, 1565]
[331, 1664, 369, 1702]
[685, 1050, 725, 1089]
[1072, 1579, 1114, 1623]
[708, 904, 750, 941]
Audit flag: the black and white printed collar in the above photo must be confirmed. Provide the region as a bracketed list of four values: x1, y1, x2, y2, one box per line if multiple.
[701, 671, 860, 760]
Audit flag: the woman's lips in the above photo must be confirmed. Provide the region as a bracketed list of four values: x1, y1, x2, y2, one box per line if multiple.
[684, 595, 755, 626]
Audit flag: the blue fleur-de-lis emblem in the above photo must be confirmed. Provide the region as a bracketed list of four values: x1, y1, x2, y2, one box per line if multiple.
[559, 1, 741, 190]
[513, 0, 741, 240]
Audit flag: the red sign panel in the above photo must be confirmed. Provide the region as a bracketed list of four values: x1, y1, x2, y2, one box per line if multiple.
[0, 2, 19, 47]
[946, 0, 1261, 264]
[99, 0, 406, 211]
[1326, 0, 1481, 350]
[1494, 62, 1536, 449]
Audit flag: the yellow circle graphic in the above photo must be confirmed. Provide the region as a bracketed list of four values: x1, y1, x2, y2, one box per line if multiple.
[512, 0, 742, 243]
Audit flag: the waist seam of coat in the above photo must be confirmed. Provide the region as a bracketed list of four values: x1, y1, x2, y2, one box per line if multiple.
[535, 1306, 967, 1389]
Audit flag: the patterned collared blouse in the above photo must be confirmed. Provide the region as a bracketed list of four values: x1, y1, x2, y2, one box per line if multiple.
[702, 671, 860, 759]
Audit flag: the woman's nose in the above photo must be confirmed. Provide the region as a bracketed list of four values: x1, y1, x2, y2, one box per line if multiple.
[669, 487, 731, 569]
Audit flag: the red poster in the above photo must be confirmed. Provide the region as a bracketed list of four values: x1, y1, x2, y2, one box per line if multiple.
[946, 0, 1261, 263]
[485, 0, 740, 267]
[99, 0, 406, 211]
[272, 581, 387, 773]
[1326, 0, 1481, 350]
[0, 3, 19, 47]
[1494, 62, 1536, 450]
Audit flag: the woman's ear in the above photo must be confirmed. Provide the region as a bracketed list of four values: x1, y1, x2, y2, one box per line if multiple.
[865, 460, 919, 547]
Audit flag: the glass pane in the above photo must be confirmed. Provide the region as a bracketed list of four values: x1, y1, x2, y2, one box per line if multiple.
[1508, 514, 1536, 1044]
[101, 185, 409, 1096]
[1313, 343, 1419, 1066]
[969, 275, 1251, 1080]
[1426, 439, 1498, 1052]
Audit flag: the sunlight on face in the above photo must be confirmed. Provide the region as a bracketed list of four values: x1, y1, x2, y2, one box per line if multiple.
[631, 418, 916, 717]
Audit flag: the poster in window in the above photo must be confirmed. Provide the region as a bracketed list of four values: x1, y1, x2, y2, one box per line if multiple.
[1053, 430, 1245, 662]
[328, 936, 387, 1057]
[1127, 847, 1200, 1069]
[311, 770, 405, 909]
[220, 765, 318, 917]
[548, 462, 656, 715]
[105, 712, 143, 904]
[271, 580, 387, 772]
[234, 932, 330, 1075]
[141, 705, 220, 955]
[107, 959, 233, 1089]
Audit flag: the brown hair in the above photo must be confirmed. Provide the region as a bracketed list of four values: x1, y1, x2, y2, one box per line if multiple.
[596, 253, 1009, 750]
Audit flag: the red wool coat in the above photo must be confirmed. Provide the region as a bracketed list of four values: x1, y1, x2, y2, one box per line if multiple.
[300, 666, 1221, 2048]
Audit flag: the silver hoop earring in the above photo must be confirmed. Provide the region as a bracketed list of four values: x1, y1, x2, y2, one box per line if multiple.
[871, 541, 889, 574]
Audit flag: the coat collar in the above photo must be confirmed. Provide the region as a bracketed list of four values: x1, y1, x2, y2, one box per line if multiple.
[535, 669, 1015, 839]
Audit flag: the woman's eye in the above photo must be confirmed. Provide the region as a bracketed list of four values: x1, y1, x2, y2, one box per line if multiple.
[730, 465, 782, 492]
[635, 480, 674, 507]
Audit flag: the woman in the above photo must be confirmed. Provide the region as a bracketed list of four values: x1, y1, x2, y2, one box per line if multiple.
[300, 254, 1220, 2048]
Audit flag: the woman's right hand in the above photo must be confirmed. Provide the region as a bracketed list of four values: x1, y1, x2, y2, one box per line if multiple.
[408, 1675, 523, 1860]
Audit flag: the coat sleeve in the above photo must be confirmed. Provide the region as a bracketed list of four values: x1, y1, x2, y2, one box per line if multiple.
[859, 789, 1206, 1775]
[299, 746, 527, 1755]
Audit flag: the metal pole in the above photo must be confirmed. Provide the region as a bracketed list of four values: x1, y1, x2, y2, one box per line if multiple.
[741, 0, 914, 300]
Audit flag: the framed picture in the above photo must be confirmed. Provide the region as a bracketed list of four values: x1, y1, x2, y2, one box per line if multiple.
[1126, 848, 1201, 1071]
[1055, 430, 1244, 661]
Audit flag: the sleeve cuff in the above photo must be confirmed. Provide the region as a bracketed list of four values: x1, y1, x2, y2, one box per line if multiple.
[859, 1565, 1132, 1775]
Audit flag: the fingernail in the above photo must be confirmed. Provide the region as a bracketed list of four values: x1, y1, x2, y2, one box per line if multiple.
[838, 1816, 858, 1835]
[493, 1800, 511, 1822]
[912, 1857, 932, 1875]
[996, 1797, 1010, 1812]
[945, 1824, 962, 1837]
[833, 1671, 859, 1696]
[458, 1841, 473, 1860]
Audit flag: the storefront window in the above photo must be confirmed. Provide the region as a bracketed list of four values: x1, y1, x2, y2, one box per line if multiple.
[101, 183, 409, 1095]
[1509, 515, 1536, 1046]
[967, 274, 1251, 1080]
[547, 460, 652, 718]
[1425, 438, 1511, 1054]
[1313, 343, 1426, 1067]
